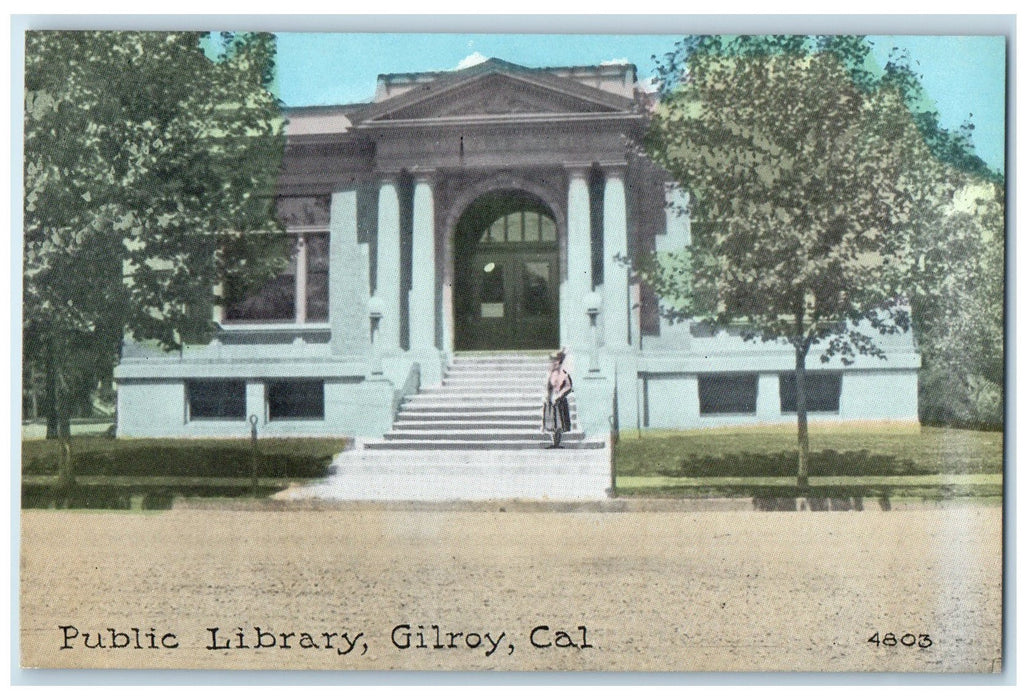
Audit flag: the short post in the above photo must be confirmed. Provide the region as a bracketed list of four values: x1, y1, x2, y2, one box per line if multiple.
[368, 295, 384, 377]
[249, 414, 259, 498]
[584, 291, 602, 374]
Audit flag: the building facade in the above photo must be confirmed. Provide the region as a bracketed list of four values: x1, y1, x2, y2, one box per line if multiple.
[114, 59, 920, 439]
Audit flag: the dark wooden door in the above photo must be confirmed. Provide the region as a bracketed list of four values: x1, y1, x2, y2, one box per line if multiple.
[462, 248, 558, 350]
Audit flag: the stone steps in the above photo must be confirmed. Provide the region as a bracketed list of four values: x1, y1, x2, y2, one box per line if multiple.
[275, 352, 611, 501]
[276, 445, 612, 501]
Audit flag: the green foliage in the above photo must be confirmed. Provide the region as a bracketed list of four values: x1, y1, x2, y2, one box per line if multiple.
[652, 35, 1002, 181]
[640, 42, 947, 364]
[23, 31, 287, 436]
[22, 437, 347, 479]
[908, 180, 1004, 428]
[635, 35, 996, 484]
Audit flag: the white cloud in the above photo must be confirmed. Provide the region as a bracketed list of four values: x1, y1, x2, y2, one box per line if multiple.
[454, 52, 489, 70]
[600, 58, 630, 66]
[637, 76, 660, 93]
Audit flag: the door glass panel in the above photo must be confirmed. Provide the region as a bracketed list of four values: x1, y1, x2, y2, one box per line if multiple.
[480, 262, 504, 318]
[522, 261, 552, 316]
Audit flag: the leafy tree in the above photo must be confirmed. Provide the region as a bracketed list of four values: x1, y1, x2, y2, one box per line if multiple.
[23, 31, 287, 480]
[909, 179, 1004, 428]
[636, 36, 957, 487]
[878, 48, 1005, 428]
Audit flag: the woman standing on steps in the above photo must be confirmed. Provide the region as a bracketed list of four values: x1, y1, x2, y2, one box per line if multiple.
[543, 349, 572, 448]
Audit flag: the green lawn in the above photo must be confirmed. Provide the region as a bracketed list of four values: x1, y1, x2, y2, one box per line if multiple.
[615, 425, 1003, 477]
[613, 425, 1003, 498]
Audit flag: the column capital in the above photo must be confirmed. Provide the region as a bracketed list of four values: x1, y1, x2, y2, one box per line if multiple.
[376, 171, 402, 186]
[410, 167, 437, 184]
[564, 163, 592, 180]
[599, 161, 629, 179]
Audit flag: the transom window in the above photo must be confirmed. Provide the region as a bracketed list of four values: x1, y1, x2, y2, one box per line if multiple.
[223, 230, 329, 324]
[479, 210, 557, 244]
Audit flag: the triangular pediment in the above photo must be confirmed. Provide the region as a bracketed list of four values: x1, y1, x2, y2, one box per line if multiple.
[353, 62, 634, 124]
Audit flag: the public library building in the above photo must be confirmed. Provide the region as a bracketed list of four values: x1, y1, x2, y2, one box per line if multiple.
[114, 59, 919, 439]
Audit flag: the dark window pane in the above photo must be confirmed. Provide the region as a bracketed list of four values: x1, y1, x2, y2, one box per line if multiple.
[306, 272, 329, 321]
[267, 380, 324, 420]
[188, 380, 246, 420]
[522, 262, 552, 316]
[306, 233, 329, 271]
[305, 233, 330, 321]
[481, 263, 504, 303]
[698, 374, 758, 414]
[779, 372, 842, 412]
[277, 196, 330, 227]
[224, 236, 299, 322]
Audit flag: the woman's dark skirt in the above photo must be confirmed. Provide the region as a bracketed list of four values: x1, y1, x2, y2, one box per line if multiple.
[543, 397, 571, 433]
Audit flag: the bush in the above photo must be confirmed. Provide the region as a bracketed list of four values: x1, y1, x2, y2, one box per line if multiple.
[22, 438, 348, 479]
[920, 367, 1003, 431]
[652, 449, 929, 478]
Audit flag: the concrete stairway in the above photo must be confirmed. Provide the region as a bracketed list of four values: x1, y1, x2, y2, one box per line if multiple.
[277, 353, 612, 501]
[373, 353, 601, 450]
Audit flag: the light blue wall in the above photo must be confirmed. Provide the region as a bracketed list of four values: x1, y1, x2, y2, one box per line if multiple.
[116, 372, 406, 438]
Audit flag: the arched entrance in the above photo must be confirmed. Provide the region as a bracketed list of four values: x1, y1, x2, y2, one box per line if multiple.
[453, 191, 560, 350]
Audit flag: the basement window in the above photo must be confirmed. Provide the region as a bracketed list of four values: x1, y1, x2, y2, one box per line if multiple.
[779, 372, 842, 413]
[267, 380, 325, 420]
[187, 380, 246, 420]
[698, 373, 758, 415]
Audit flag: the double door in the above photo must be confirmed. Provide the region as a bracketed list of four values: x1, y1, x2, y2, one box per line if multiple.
[461, 249, 559, 350]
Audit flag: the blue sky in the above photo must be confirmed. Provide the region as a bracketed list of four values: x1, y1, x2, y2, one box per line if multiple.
[274, 32, 1006, 174]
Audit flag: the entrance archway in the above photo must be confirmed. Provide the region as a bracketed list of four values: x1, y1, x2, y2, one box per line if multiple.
[453, 191, 560, 350]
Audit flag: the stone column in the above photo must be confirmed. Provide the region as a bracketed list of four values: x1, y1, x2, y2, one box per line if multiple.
[602, 164, 630, 351]
[375, 176, 401, 355]
[329, 189, 370, 357]
[245, 381, 266, 426]
[756, 373, 781, 421]
[294, 234, 308, 324]
[563, 166, 592, 351]
[408, 173, 436, 351]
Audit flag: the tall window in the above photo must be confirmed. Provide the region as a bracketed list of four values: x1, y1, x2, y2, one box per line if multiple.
[223, 231, 329, 324]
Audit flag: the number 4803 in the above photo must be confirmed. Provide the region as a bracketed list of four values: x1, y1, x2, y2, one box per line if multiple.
[868, 632, 932, 648]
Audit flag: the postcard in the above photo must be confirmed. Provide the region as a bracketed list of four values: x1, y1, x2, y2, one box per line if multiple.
[17, 24, 1006, 674]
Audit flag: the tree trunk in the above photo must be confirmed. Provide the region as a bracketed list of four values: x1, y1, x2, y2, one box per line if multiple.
[57, 435, 75, 491]
[43, 349, 71, 440]
[795, 344, 811, 490]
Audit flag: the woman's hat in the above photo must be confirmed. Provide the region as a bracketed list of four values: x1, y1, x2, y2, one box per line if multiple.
[550, 348, 567, 362]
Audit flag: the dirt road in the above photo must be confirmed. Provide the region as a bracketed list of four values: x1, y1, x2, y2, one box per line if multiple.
[20, 502, 1002, 673]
